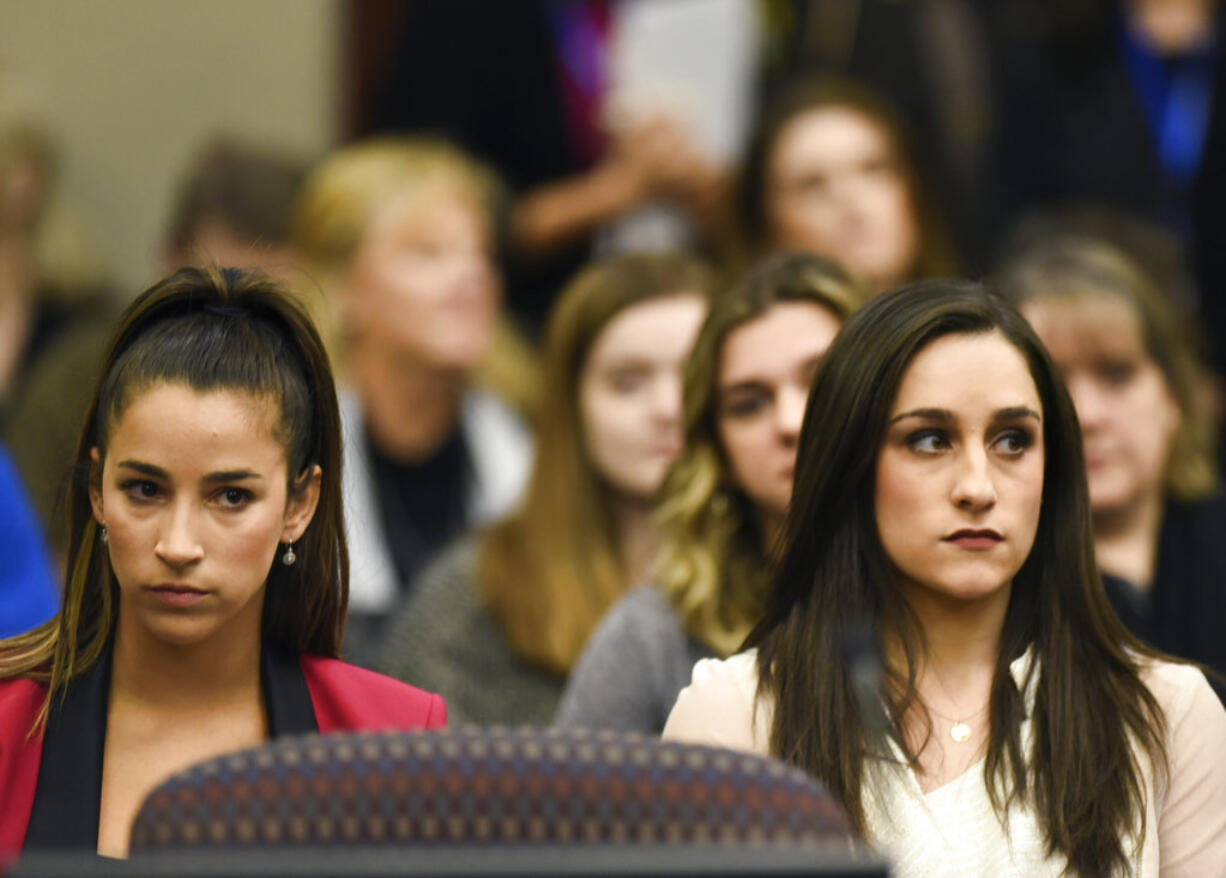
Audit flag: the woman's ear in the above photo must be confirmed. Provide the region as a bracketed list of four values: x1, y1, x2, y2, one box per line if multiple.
[282, 464, 322, 543]
[89, 447, 105, 525]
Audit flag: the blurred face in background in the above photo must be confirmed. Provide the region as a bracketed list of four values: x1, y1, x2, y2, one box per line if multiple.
[345, 184, 499, 373]
[716, 301, 842, 528]
[766, 105, 919, 294]
[580, 293, 708, 501]
[1022, 293, 1179, 519]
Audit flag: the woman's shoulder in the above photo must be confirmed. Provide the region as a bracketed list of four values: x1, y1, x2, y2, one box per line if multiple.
[1137, 656, 1220, 718]
[383, 534, 489, 654]
[1136, 656, 1226, 782]
[689, 650, 760, 693]
[1135, 658, 1226, 870]
[661, 650, 770, 755]
[409, 534, 484, 604]
[299, 654, 447, 733]
[0, 675, 46, 725]
[604, 585, 683, 631]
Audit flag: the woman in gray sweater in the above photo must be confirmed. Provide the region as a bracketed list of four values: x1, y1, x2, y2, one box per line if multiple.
[556, 253, 862, 733]
[378, 253, 711, 724]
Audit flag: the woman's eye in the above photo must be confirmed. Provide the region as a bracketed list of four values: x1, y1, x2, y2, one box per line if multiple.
[788, 174, 828, 197]
[723, 394, 769, 419]
[859, 156, 895, 178]
[120, 480, 160, 501]
[994, 430, 1033, 457]
[215, 488, 253, 509]
[1098, 360, 1137, 387]
[906, 430, 948, 454]
[609, 370, 647, 393]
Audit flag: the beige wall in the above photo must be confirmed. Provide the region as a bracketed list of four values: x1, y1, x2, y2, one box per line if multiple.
[0, 0, 340, 294]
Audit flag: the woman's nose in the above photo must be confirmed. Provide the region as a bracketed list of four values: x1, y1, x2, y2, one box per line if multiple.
[776, 385, 808, 443]
[154, 502, 205, 567]
[950, 448, 997, 511]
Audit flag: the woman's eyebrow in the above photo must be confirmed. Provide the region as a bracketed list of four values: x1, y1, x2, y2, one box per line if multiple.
[116, 460, 168, 479]
[991, 406, 1042, 423]
[719, 378, 772, 395]
[889, 406, 1042, 425]
[889, 407, 952, 425]
[203, 470, 263, 484]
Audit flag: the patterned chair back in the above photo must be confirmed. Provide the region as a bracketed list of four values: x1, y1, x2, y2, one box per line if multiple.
[129, 726, 851, 853]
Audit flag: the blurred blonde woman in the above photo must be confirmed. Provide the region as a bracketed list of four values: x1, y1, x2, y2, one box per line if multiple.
[293, 138, 534, 663]
[996, 235, 1225, 695]
[556, 252, 862, 733]
[378, 253, 712, 724]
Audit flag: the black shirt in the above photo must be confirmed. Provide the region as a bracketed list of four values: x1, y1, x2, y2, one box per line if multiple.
[363, 423, 473, 596]
[1102, 493, 1226, 705]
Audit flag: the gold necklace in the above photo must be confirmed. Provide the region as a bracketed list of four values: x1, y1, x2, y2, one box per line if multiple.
[924, 700, 988, 743]
[924, 667, 990, 744]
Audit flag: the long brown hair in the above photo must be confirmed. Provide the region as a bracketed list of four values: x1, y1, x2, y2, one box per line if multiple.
[657, 253, 862, 655]
[749, 280, 1168, 875]
[0, 267, 348, 719]
[479, 253, 714, 676]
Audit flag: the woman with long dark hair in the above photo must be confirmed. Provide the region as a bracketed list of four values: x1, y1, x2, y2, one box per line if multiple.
[0, 267, 445, 858]
[664, 281, 1225, 874]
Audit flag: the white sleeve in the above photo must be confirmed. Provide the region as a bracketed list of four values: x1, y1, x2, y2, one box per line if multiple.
[661, 653, 771, 755]
[1150, 663, 1226, 876]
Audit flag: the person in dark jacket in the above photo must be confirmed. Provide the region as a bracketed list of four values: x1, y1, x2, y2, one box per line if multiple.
[997, 232, 1225, 701]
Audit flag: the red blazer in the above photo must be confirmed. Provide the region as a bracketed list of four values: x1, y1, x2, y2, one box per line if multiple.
[0, 654, 445, 856]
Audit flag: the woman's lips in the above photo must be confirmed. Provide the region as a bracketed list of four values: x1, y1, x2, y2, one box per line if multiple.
[943, 530, 1003, 550]
[147, 585, 209, 608]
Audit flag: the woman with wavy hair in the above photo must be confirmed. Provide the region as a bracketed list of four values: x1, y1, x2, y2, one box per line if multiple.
[378, 252, 711, 725]
[664, 281, 1226, 875]
[0, 267, 445, 858]
[556, 253, 862, 733]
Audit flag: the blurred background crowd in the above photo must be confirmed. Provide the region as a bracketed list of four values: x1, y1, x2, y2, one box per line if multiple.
[2, 0, 1224, 717]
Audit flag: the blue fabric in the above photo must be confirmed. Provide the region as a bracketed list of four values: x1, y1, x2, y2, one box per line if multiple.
[1119, 15, 1219, 185]
[0, 445, 59, 638]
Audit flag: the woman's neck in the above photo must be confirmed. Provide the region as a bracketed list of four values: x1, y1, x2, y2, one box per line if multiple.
[894, 581, 1010, 699]
[609, 492, 660, 588]
[109, 612, 263, 713]
[1093, 489, 1165, 589]
[350, 338, 464, 462]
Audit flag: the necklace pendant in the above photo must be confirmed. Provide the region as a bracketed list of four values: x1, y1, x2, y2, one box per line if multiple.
[950, 721, 972, 743]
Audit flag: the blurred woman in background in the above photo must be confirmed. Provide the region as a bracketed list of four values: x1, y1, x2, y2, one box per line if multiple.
[556, 253, 861, 733]
[736, 76, 957, 295]
[378, 253, 711, 725]
[996, 235, 1225, 693]
[293, 138, 534, 663]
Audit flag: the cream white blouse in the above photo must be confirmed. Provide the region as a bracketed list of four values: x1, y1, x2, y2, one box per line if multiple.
[662, 650, 1226, 877]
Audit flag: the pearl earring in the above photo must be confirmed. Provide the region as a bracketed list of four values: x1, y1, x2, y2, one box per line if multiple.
[281, 541, 296, 566]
